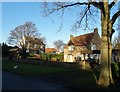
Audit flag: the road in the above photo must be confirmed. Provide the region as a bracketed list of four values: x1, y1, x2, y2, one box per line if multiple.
[2, 71, 70, 90]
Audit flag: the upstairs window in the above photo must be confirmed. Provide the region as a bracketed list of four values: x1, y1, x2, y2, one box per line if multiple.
[34, 44, 37, 48]
[91, 44, 96, 50]
[68, 45, 74, 51]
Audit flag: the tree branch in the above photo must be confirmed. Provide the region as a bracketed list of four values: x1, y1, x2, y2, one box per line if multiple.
[43, 2, 89, 16]
[71, 4, 90, 31]
[62, 2, 102, 10]
[90, 2, 102, 10]
[111, 10, 120, 25]
[53, 2, 88, 11]
[109, 0, 118, 10]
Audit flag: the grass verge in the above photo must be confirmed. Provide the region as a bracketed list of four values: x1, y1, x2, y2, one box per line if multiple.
[2, 59, 107, 90]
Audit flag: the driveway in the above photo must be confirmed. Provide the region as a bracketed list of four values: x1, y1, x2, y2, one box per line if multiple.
[2, 71, 70, 90]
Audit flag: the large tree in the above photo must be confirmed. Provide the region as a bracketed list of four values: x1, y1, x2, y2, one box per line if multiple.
[8, 21, 42, 49]
[54, 40, 65, 51]
[42, 0, 120, 87]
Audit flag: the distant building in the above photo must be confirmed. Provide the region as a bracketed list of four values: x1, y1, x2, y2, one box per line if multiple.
[21, 36, 45, 54]
[64, 28, 101, 62]
[9, 46, 20, 59]
[112, 42, 120, 62]
[45, 48, 60, 54]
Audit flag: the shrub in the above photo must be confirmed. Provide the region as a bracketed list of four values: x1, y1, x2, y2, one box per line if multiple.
[29, 53, 34, 57]
[111, 62, 119, 79]
[117, 62, 120, 69]
[40, 53, 48, 61]
[19, 48, 28, 59]
[116, 62, 120, 78]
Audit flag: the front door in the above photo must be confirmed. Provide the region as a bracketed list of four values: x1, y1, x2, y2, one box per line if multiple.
[69, 55, 73, 62]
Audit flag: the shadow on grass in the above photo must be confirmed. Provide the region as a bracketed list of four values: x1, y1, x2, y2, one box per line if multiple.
[2, 59, 115, 91]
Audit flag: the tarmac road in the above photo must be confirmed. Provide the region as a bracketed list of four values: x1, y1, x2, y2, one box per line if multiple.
[2, 71, 70, 91]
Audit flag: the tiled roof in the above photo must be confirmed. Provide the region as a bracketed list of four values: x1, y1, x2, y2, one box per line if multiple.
[25, 36, 45, 45]
[45, 48, 59, 53]
[65, 31, 98, 48]
[71, 32, 95, 46]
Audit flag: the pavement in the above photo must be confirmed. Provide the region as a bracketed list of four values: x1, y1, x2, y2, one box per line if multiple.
[2, 71, 71, 91]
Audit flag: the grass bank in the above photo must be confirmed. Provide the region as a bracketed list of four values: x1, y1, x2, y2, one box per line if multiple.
[2, 60, 72, 76]
[2, 59, 107, 90]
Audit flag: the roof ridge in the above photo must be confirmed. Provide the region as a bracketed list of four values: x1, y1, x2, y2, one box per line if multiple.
[72, 32, 95, 39]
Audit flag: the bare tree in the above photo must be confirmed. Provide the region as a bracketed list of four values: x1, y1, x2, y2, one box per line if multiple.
[42, 0, 120, 87]
[54, 40, 65, 51]
[112, 35, 120, 49]
[8, 21, 42, 49]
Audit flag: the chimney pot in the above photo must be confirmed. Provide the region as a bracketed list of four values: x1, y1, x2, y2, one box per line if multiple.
[70, 35, 73, 40]
[94, 28, 98, 33]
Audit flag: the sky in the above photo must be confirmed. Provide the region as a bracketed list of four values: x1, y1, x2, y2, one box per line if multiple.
[1, 1, 120, 48]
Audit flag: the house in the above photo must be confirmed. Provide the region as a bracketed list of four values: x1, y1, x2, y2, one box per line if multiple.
[64, 28, 101, 62]
[22, 36, 45, 54]
[112, 43, 120, 62]
[9, 46, 20, 59]
[45, 48, 60, 54]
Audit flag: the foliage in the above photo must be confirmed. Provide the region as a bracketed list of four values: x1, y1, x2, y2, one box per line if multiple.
[51, 53, 64, 61]
[19, 47, 29, 59]
[116, 62, 120, 78]
[40, 53, 48, 61]
[40, 53, 63, 61]
[2, 43, 9, 57]
[111, 62, 119, 79]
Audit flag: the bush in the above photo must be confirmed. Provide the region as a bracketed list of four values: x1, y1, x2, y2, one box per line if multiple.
[117, 62, 120, 69]
[40, 53, 64, 62]
[40, 53, 48, 61]
[111, 62, 119, 79]
[29, 53, 34, 57]
[116, 62, 120, 78]
[19, 48, 28, 59]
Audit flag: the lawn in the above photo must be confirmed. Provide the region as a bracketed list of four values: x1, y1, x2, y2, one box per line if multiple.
[2, 59, 72, 76]
[2, 59, 111, 90]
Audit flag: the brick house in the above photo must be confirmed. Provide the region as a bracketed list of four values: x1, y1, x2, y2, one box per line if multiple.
[64, 28, 101, 62]
[23, 36, 45, 54]
[45, 48, 60, 54]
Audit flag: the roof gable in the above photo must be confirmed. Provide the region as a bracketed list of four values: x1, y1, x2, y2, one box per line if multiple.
[72, 32, 95, 46]
[65, 32, 99, 48]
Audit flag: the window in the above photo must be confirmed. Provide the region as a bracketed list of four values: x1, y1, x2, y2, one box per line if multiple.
[64, 54, 67, 60]
[91, 44, 96, 50]
[34, 44, 37, 48]
[68, 45, 74, 51]
[27, 43, 30, 49]
[40, 45, 44, 49]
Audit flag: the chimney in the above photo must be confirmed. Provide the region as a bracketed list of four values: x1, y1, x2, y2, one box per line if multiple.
[94, 28, 98, 34]
[70, 35, 73, 40]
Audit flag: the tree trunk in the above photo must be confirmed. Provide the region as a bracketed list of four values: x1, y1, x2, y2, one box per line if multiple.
[108, 22, 114, 85]
[98, 2, 114, 87]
